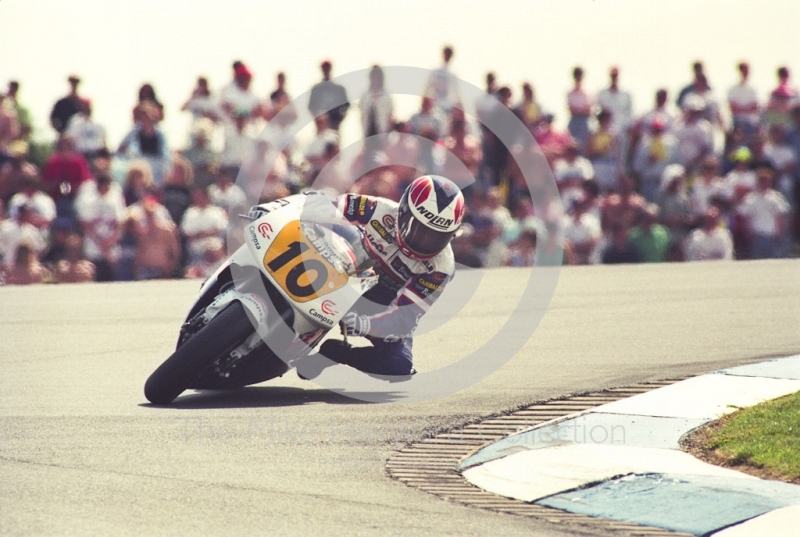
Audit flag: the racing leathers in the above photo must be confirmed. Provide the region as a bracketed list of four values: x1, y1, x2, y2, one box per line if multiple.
[321, 192, 456, 376]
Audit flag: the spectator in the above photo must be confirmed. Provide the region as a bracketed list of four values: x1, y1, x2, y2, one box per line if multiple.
[632, 118, 678, 203]
[304, 114, 340, 182]
[657, 164, 692, 246]
[136, 83, 165, 122]
[263, 71, 298, 131]
[8, 168, 56, 230]
[308, 60, 350, 131]
[181, 118, 219, 189]
[602, 175, 646, 230]
[504, 224, 538, 267]
[162, 155, 194, 227]
[566, 66, 593, 153]
[425, 45, 461, 115]
[0, 203, 47, 268]
[0, 93, 20, 164]
[673, 94, 714, 176]
[480, 86, 515, 186]
[55, 233, 95, 283]
[3, 243, 49, 285]
[65, 99, 107, 160]
[553, 139, 594, 208]
[628, 204, 671, 263]
[765, 66, 799, 128]
[631, 89, 676, 158]
[122, 160, 155, 206]
[41, 218, 75, 269]
[533, 112, 573, 166]
[408, 96, 446, 141]
[384, 121, 421, 184]
[49, 75, 83, 134]
[596, 66, 633, 137]
[563, 197, 602, 265]
[218, 62, 261, 136]
[676, 61, 706, 110]
[181, 76, 219, 132]
[475, 72, 498, 128]
[689, 155, 725, 219]
[180, 186, 227, 266]
[5, 81, 32, 142]
[208, 165, 247, 216]
[727, 62, 760, 138]
[42, 134, 92, 220]
[442, 108, 482, 187]
[763, 124, 797, 205]
[134, 195, 180, 279]
[359, 65, 394, 173]
[685, 206, 734, 261]
[721, 146, 757, 201]
[220, 114, 254, 169]
[737, 163, 790, 259]
[470, 214, 507, 268]
[685, 74, 725, 131]
[76, 173, 126, 281]
[587, 108, 621, 192]
[241, 137, 290, 202]
[115, 216, 138, 282]
[514, 82, 541, 131]
[118, 101, 170, 187]
[602, 223, 640, 264]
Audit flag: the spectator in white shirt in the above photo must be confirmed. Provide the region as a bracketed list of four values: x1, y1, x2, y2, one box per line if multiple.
[65, 99, 107, 160]
[77, 174, 126, 281]
[689, 156, 726, 220]
[737, 163, 790, 259]
[8, 171, 56, 230]
[674, 95, 715, 175]
[727, 62, 760, 138]
[685, 206, 733, 261]
[554, 140, 594, 208]
[180, 186, 228, 264]
[596, 66, 633, 135]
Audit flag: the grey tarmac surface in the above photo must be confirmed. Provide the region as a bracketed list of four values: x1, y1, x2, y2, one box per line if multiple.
[1, 260, 799, 536]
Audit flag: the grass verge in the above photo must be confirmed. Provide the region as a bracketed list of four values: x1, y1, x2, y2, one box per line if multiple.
[682, 390, 800, 484]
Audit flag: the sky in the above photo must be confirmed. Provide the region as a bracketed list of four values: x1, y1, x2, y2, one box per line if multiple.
[1, 0, 799, 150]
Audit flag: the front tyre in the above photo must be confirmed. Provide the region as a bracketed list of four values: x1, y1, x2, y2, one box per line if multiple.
[144, 302, 256, 404]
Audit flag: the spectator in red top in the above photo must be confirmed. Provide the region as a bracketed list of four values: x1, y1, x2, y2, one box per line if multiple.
[42, 135, 92, 221]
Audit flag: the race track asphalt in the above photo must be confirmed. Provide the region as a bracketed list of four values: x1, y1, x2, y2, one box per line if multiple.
[2, 260, 798, 536]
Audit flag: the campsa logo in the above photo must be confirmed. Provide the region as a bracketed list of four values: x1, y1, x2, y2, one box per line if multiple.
[415, 206, 453, 230]
[308, 308, 334, 326]
[320, 300, 338, 316]
[370, 220, 393, 242]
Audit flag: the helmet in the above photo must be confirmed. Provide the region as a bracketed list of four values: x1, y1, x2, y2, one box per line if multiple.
[396, 175, 465, 260]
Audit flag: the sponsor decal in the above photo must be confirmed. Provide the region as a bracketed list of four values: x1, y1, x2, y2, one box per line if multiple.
[416, 277, 442, 293]
[320, 300, 338, 316]
[346, 196, 357, 216]
[358, 197, 367, 216]
[366, 232, 388, 256]
[308, 308, 335, 326]
[414, 206, 453, 230]
[257, 222, 273, 239]
[390, 257, 413, 280]
[370, 219, 393, 242]
[429, 271, 447, 284]
[248, 225, 261, 249]
[382, 214, 395, 228]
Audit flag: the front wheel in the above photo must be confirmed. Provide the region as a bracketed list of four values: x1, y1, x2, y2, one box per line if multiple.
[144, 302, 256, 404]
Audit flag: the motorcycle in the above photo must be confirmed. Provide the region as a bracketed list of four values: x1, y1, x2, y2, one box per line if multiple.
[143, 192, 379, 404]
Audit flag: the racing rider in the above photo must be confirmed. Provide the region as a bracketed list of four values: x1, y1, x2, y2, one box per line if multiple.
[302, 175, 465, 379]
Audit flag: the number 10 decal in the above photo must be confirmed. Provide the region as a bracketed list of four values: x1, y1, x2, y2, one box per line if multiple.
[263, 220, 348, 303]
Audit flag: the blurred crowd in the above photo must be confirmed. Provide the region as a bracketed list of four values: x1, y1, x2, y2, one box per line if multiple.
[1, 48, 799, 285]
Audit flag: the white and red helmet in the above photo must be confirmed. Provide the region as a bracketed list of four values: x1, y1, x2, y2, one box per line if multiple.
[396, 175, 465, 259]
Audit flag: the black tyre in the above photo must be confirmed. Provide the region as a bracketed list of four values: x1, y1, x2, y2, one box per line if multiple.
[144, 302, 255, 404]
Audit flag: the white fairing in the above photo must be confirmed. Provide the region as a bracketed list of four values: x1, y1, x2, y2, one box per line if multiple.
[244, 194, 379, 336]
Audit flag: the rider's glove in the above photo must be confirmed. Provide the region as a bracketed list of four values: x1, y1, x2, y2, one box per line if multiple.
[342, 312, 371, 337]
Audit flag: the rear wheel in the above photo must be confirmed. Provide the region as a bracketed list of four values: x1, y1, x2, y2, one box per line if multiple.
[144, 302, 255, 404]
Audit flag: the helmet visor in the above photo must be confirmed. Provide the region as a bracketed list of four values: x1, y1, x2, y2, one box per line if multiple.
[399, 211, 455, 257]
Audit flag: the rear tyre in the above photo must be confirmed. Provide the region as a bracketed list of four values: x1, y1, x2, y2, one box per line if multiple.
[144, 302, 255, 404]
